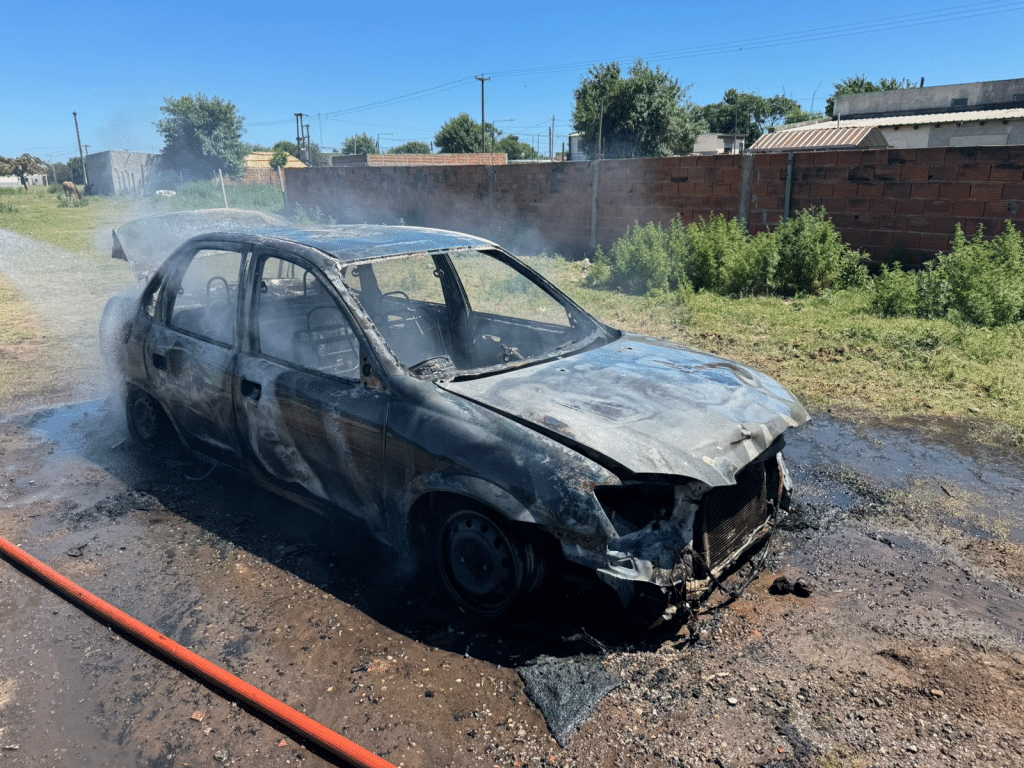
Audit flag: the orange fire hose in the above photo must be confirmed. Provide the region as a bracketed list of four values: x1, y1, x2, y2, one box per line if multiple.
[0, 534, 397, 768]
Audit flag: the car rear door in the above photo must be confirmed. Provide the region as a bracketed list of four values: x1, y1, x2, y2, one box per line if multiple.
[144, 242, 247, 464]
[232, 251, 389, 530]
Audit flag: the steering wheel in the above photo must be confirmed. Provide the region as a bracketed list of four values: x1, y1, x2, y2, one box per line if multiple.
[206, 276, 231, 305]
[379, 290, 418, 324]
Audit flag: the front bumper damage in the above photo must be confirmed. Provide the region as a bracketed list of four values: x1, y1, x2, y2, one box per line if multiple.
[559, 451, 793, 626]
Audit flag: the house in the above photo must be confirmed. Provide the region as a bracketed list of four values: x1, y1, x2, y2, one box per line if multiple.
[769, 77, 1024, 150]
[86, 151, 164, 195]
[750, 125, 888, 153]
[692, 133, 747, 155]
[242, 151, 305, 186]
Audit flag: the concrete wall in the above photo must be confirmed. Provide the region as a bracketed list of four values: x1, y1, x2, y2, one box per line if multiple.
[837, 78, 1024, 118]
[286, 146, 1024, 264]
[331, 153, 508, 167]
[87, 151, 164, 195]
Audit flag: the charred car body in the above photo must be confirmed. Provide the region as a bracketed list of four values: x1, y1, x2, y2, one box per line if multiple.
[102, 214, 809, 625]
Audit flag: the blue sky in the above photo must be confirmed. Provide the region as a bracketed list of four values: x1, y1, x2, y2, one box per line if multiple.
[4, 0, 1023, 163]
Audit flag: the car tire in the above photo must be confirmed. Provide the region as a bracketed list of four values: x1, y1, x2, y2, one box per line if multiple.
[125, 388, 172, 451]
[436, 507, 539, 619]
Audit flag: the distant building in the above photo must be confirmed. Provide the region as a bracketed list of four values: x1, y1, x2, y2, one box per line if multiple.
[242, 151, 305, 186]
[750, 125, 888, 153]
[770, 77, 1024, 150]
[568, 133, 588, 162]
[692, 133, 746, 155]
[0, 174, 47, 188]
[87, 151, 163, 195]
[328, 153, 508, 167]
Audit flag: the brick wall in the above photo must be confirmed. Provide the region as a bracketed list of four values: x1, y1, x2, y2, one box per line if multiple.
[286, 147, 1024, 262]
[747, 146, 1024, 264]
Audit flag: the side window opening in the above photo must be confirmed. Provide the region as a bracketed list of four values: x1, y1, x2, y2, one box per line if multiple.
[255, 255, 360, 378]
[167, 248, 244, 346]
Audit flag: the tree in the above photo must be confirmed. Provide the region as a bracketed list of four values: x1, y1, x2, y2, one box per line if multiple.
[269, 148, 290, 172]
[67, 157, 84, 184]
[387, 141, 432, 155]
[699, 90, 808, 146]
[342, 133, 378, 155]
[826, 75, 914, 117]
[495, 135, 541, 161]
[0, 153, 47, 189]
[156, 93, 248, 179]
[272, 140, 299, 157]
[435, 113, 498, 153]
[572, 59, 703, 158]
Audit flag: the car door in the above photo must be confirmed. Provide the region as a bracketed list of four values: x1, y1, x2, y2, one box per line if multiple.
[233, 251, 390, 531]
[144, 242, 247, 464]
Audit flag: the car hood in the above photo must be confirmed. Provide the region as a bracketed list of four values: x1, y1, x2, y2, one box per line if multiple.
[112, 209, 290, 278]
[440, 335, 809, 486]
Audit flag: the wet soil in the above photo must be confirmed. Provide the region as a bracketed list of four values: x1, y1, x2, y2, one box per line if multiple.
[2, 400, 1024, 768]
[3, 228, 1024, 767]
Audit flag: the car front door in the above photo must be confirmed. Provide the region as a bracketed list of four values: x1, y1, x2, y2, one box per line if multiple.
[144, 243, 247, 464]
[233, 252, 390, 531]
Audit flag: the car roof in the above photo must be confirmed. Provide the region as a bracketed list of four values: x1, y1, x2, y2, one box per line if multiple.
[233, 224, 497, 264]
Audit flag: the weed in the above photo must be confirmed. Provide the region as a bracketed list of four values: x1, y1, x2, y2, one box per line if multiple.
[152, 180, 284, 214]
[0, 199, 16, 214]
[588, 207, 864, 298]
[871, 221, 1024, 327]
[56, 196, 89, 208]
[290, 202, 336, 226]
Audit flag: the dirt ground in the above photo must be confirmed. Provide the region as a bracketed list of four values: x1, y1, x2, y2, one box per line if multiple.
[2, 230, 1024, 768]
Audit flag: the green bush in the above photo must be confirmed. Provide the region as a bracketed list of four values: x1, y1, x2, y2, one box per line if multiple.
[871, 222, 1024, 327]
[684, 214, 747, 293]
[588, 207, 865, 299]
[586, 221, 674, 295]
[774, 207, 864, 296]
[871, 263, 919, 317]
[722, 231, 779, 296]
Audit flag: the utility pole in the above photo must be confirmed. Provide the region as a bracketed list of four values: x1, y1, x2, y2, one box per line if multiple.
[304, 124, 313, 165]
[475, 76, 490, 153]
[550, 115, 555, 161]
[294, 113, 305, 162]
[73, 112, 89, 187]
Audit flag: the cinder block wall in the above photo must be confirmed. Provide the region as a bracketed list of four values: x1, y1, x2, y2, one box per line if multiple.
[286, 147, 1024, 263]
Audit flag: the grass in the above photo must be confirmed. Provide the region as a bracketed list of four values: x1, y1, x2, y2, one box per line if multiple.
[0, 186, 150, 257]
[529, 257, 1024, 442]
[0, 273, 72, 407]
[1, 191, 1022, 445]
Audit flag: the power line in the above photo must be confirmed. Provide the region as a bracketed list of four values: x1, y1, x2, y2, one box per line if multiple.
[488, 0, 1024, 79]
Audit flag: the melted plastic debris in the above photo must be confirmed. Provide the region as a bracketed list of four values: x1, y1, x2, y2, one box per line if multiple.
[518, 654, 621, 746]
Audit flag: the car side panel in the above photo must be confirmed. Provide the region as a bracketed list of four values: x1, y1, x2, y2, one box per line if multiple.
[143, 322, 241, 464]
[381, 377, 620, 545]
[232, 355, 389, 534]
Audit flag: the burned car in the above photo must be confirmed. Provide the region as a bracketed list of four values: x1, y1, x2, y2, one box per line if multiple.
[102, 215, 809, 626]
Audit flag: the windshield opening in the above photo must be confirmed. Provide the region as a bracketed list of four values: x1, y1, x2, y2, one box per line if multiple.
[341, 248, 608, 377]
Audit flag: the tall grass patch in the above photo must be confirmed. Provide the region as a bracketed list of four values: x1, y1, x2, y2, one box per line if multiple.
[586, 207, 866, 298]
[153, 180, 284, 214]
[871, 221, 1024, 327]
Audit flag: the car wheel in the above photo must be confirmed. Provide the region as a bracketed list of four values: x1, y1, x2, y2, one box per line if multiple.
[436, 508, 534, 619]
[125, 388, 171, 451]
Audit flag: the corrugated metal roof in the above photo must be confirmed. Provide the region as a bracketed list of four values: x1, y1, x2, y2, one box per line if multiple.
[831, 107, 1024, 127]
[244, 151, 306, 169]
[773, 107, 1024, 132]
[750, 125, 888, 152]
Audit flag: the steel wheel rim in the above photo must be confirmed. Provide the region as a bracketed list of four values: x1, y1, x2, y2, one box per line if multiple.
[129, 392, 160, 448]
[439, 510, 522, 616]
